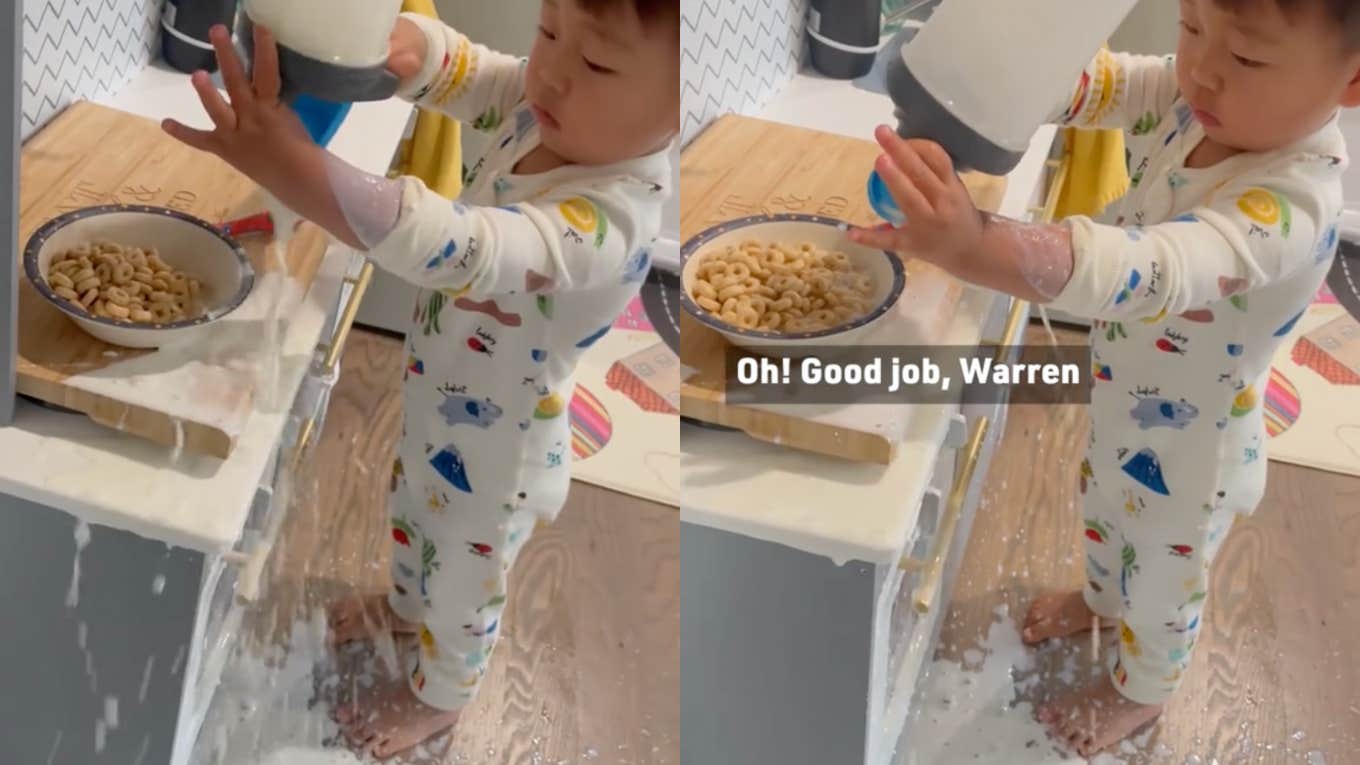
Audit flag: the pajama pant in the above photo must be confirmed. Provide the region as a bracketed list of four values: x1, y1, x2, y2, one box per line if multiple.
[1079, 459, 1241, 705]
[384, 453, 546, 711]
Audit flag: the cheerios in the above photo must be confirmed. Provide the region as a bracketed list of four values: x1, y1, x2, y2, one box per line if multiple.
[690, 240, 876, 333]
[45, 240, 206, 324]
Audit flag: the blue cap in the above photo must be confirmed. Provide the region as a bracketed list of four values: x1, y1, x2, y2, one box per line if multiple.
[867, 169, 906, 226]
[290, 94, 351, 149]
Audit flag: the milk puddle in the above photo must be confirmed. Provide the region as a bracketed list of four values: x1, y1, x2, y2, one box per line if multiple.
[900, 606, 1338, 765]
[194, 606, 453, 765]
[902, 605, 1117, 765]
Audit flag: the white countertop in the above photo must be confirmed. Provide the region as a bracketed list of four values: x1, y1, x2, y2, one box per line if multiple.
[679, 70, 1057, 566]
[0, 61, 414, 554]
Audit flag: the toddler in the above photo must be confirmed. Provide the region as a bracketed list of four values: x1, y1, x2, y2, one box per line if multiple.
[164, 0, 678, 758]
[852, 0, 1359, 755]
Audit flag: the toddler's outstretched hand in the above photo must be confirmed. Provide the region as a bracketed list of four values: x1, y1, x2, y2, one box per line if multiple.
[849, 126, 986, 279]
[851, 125, 1076, 304]
[162, 23, 368, 250]
[162, 24, 314, 190]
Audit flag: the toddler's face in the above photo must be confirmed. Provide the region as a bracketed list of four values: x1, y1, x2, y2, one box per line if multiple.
[524, 0, 679, 166]
[1176, 0, 1360, 152]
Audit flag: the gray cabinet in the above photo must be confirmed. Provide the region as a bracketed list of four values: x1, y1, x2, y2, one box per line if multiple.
[0, 256, 363, 765]
[680, 295, 1027, 765]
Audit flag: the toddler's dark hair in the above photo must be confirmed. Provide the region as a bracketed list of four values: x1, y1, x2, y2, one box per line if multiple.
[1213, 0, 1360, 48]
[578, 0, 680, 32]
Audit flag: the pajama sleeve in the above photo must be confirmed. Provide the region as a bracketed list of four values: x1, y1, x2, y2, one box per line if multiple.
[363, 176, 651, 298]
[395, 12, 527, 133]
[1048, 160, 1331, 321]
[1049, 49, 1182, 135]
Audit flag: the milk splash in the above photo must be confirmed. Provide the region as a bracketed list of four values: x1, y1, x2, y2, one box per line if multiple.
[77, 622, 97, 693]
[96, 695, 120, 751]
[259, 194, 302, 414]
[193, 606, 451, 765]
[903, 606, 1144, 765]
[170, 419, 185, 464]
[66, 520, 91, 608]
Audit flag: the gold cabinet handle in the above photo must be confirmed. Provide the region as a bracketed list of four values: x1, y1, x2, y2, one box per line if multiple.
[288, 416, 317, 474]
[1039, 152, 1072, 224]
[288, 259, 372, 472]
[980, 298, 1030, 367]
[322, 261, 375, 375]
[903, 415, 991, 614]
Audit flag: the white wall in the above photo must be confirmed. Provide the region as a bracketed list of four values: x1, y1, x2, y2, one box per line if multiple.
[20, 0, 162, 138]
[1339, 111, 1360, 227]
[1109, 0, 1178, 54]
[680, 0, 808, 147]
[434, 0, 539, 59]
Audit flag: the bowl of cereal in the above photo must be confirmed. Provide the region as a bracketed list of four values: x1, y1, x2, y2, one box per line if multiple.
[681, 214, 905, 352]
[23, 205, 255, 349]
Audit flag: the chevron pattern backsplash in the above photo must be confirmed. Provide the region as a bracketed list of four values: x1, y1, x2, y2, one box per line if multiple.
[681, 0, 808, 147]
[20, 0, 163, 139]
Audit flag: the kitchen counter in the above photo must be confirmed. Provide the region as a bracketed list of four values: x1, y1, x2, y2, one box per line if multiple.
[679, 68, 1061, 765]
[1, 60, 416, 765]
[681, 70, 1058, 567]
[0, 61, 414, 554]
[682, 288, 999, 567]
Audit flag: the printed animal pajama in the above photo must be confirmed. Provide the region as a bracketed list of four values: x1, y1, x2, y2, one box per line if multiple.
[1044, 50, 1347, 703]
[1077, 461, 1239, 704]
[361, 12, 671, 710]
[385, 461, 541, 710]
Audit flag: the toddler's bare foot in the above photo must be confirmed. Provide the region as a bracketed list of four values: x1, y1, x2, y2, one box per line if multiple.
[1022, 591, 1113, 644]
[1036, 674, 1163, 756]
[334, 682, 461, 760]
[328, 594, 420, 646]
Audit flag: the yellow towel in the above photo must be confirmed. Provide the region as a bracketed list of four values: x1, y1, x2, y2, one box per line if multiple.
[1051, 44, 1129, 219]
[394, 0, 463, 200]
[1052, 126, 1129, 219]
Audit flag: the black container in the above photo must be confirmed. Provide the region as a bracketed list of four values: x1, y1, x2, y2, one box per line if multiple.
[162, 0, 239, 74]
[807, 0, 881, 79]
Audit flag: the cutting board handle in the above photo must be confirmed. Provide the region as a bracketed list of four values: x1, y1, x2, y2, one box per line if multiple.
[219, 211, 274, 239]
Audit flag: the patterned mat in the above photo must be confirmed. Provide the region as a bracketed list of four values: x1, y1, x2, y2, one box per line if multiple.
[566, 269, 680, 506]
[1262, 240, 1360, 477]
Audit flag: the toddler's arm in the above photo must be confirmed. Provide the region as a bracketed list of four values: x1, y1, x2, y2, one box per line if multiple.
[360, 173, 656, 298]
[395, 13, 528, 134]
[851, 129, 1334, 317]
[1050, 49, 1181, 134]
[1047, 162, 1330, 321]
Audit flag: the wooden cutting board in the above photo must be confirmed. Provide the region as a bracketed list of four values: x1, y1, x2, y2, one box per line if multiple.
[14, 101, 333, 458]
[679, 114, 1007, 464]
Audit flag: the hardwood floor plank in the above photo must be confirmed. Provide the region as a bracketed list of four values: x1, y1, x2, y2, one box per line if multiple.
[938, 322, 1360, 762]
[244, 329, 678, 764]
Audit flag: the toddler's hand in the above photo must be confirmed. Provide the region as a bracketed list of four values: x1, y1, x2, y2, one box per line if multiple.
[161, 24, 314, 192]
[387, 17, 427, 82]
[849, 126, 986, 280]
[162, 23, 368, 251]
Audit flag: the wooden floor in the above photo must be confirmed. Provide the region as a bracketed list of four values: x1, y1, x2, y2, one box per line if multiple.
[938, 324, 1360, 763]
[261, 328, 679, 764]
[252, 322, 1358, 763]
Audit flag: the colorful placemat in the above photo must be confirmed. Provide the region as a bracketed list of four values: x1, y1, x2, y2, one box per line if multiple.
[567, 269, 680, 506]
[1263, 242, 1360, 477]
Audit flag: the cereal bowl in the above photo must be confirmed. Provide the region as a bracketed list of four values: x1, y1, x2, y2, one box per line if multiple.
[24, 205, 255, 349]
[680, 214, 905, 354]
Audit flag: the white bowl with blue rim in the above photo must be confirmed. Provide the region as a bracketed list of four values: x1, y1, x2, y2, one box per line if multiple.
[681, 214, 905, 353]
[24, 205, 256, 350]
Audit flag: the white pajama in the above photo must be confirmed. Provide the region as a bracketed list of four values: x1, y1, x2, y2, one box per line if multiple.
[363, 13, 672, 710]
[1050, 50, 1346, 704]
